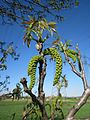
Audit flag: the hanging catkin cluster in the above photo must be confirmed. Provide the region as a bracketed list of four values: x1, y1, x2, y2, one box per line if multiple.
[28, 56, 43, 90]
[43, 48, 62, 86]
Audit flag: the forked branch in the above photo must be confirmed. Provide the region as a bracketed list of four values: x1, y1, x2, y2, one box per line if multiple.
[64, 49, 90, 120]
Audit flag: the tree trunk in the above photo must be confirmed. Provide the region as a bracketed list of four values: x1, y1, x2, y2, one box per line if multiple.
[38, 59, 48, 120]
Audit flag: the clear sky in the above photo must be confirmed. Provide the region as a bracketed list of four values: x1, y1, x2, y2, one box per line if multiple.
[0, 0, 90, 97]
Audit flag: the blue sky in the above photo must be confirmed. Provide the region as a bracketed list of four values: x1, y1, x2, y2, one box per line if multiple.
[0, 0, 90, 97]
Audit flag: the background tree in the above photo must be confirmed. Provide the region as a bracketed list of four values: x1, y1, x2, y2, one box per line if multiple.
[0, 40, 19, 71]
[12, 83, 22, 100]
[0, 40, 19, 93]
[0, 75, 10, 93]
[0, 0, 79, 24]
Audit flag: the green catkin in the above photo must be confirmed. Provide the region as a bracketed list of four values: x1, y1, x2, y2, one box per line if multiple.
[67, 49, 77, 55]
[66, 49, 77, 63]
[66, 49, 82, 71]
[28, 56, 43, 90]
[43, 48, 62, 86]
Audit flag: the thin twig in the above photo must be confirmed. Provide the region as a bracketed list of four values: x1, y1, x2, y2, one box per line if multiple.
[77, 49, 88, 90]
[64, 51, 81, 77]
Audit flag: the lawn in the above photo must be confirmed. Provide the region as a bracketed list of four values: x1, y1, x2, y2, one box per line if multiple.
[0, 98, 90, 120]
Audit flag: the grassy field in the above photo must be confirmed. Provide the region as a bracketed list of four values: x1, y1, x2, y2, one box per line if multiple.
[0, 98, 90, 120]
[62, 99, 90, 119]
[0, 100, 26, 120]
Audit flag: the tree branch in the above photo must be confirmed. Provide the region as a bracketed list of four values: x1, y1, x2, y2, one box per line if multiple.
[64, 49, 89, 119]
[66, 88, 90, 120]
[20, 78, 43, 106]
[64, 51, 88, 90]
[0, 0, 77, 24]
[77, 49, 88, 90]
[20, 77, 48, 120]
[64, 51, 81, 77]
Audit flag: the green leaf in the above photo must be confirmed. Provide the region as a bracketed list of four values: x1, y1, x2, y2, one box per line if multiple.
[48, 22, 56, 28]
[75, 0, 79, 6]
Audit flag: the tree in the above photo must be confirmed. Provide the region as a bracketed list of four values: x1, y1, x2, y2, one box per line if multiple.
[3, 0, 90, 120]
[12, 83, 22, 100]
[0, 40, 19, 71]
[20, 17, 65, 120]
[0, 40, 19, 93]
[0, 75, 10, 93]
[20, 17, 90, 120]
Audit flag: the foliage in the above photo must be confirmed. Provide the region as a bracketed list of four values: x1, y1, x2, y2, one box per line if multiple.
[0, 75, 10, 92]
[23, 101, 42, 120]
[22, 95, 64, 120]
[0, 0, 79, 24]
[54, 40, 82, 72]
[12, 83, 22, 100]
[51, 95, 64, 119]
[0, 40, 19, 71]
[0, 41, 19, 93]
[23, 17, 56, 47]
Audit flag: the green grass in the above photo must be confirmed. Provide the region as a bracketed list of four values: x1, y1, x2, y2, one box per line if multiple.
[0, 100, 27, 120]
[62, 99, 90, 119]
[0, 98, 90, 120]
[75, 102, 90, 119]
